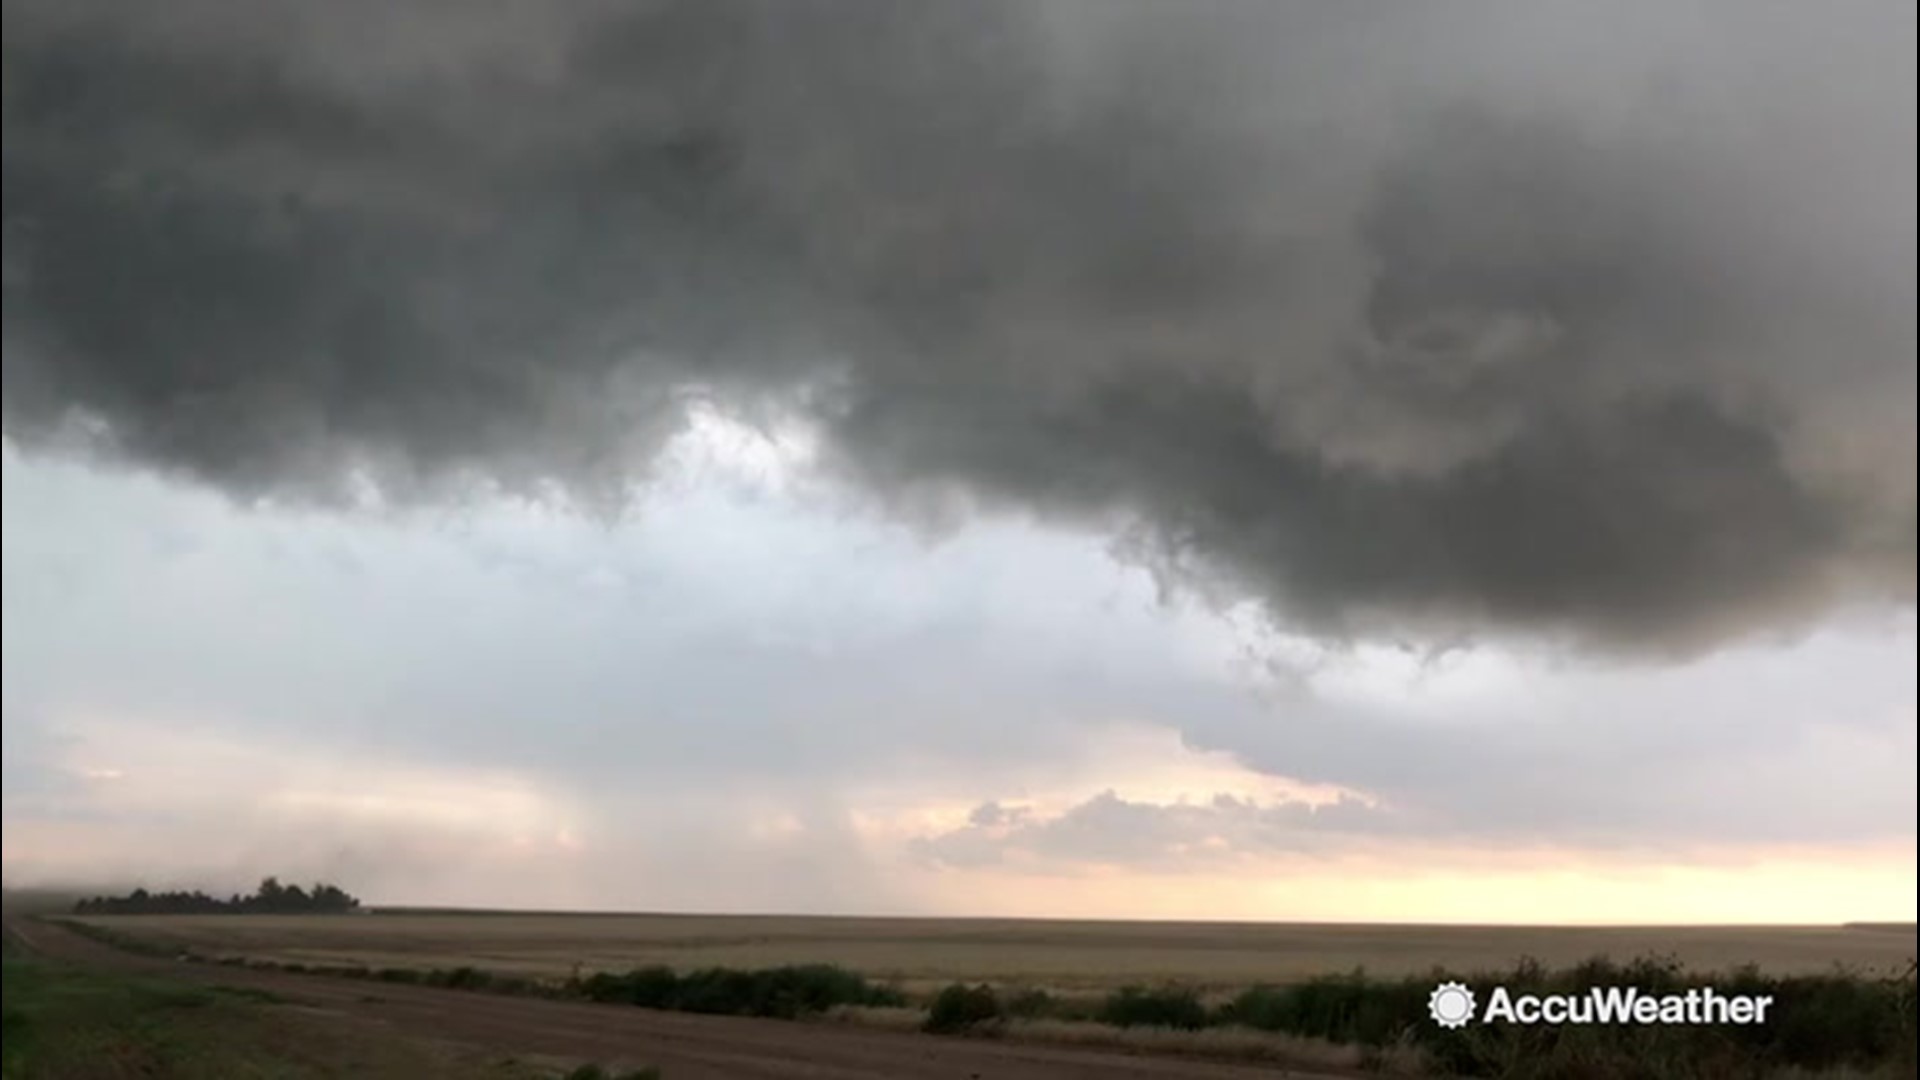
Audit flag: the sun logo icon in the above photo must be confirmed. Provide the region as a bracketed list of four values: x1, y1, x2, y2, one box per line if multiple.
[1428, 981, 1477, 1028]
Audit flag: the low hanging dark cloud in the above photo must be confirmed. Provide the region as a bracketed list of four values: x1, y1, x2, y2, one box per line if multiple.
[2, 0, 1913, 650]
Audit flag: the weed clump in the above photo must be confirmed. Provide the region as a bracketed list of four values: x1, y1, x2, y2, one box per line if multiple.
[1097, 984, 1208, 1030]
[923, 983, 1002, 1033]
[569, 963, 901, 1020]
[1002, 986, 1061, 1019]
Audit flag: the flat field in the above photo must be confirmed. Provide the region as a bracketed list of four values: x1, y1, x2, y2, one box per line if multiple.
[65, 912, 1917, 993]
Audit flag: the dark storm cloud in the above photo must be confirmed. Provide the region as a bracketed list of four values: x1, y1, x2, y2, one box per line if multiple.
[2, 0, 1913, 648]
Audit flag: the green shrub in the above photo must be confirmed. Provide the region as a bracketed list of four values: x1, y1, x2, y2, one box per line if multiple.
[673, 967, 760, 1015]
[313, 964, 372, 980]
[761, 964, 891, 1017]
[428, 965, 491, 991]
[577, 970, 634, 1004]
[1097, 984, 1207, 1030]
[622, 965, 680, 1008]
[1003, 986, 1060, 1019]
[571, 963, 896, 1019]
[1220, 969, 1425, 1046]
[924, 983, 1002, 1033]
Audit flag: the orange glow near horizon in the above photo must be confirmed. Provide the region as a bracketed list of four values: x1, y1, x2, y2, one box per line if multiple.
[4, 714, 1914, 926]
[7, 806, 1911, 926]
[889, 853, 1919, 926]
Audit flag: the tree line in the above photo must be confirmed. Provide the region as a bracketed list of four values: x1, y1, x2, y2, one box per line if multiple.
[71, 876, 362, 915]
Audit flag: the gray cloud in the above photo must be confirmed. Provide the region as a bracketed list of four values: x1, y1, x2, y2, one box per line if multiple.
[3, 0, 1913, 649]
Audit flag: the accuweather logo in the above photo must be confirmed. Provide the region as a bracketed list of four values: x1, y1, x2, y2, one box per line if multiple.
[1428, 982, 1478, 1028]
[1428, 981, 1775, 1027]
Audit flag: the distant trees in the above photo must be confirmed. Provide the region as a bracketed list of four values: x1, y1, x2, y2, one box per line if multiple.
[72, 876, 362, 915]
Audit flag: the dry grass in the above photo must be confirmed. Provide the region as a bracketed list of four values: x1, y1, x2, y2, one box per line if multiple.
[1001, 1017, 1428, 1073]
[817, 1003, 1426, 1073]
[64, 913, 1917, 993]
[819, 1004, 926, 1032]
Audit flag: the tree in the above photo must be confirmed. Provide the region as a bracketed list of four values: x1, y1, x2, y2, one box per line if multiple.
[70, 877, 363, 915]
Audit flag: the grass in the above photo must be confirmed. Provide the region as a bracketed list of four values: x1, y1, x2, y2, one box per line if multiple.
[0, 933, 650, 1080]
[1001, 1016, 1423, 1073]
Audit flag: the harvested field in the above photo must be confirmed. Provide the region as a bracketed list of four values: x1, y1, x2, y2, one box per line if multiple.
[65, 911, 1918, 993]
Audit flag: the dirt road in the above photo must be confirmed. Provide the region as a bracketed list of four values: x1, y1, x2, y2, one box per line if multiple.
[8, 917, 1350, 1080]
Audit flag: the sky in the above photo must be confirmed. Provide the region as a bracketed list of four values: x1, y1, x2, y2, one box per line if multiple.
[2, 1, 1915, 922]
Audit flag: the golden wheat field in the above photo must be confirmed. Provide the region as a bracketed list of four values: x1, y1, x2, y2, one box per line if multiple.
[68, 913, 1917, 993]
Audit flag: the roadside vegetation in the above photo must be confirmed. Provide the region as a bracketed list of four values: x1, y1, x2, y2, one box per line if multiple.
[915, 955, 1918, 1079]
[571, 963, 907, 1018]
[54, 917, 1914, 1077]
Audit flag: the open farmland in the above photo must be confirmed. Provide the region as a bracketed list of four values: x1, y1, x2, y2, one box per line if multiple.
[65, 912, 1918, 994]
